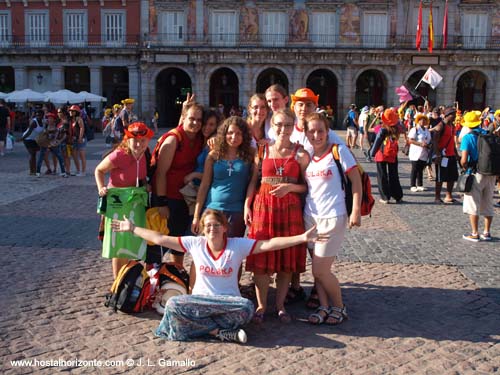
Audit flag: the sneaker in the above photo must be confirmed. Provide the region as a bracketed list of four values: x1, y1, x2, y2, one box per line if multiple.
[60, 173, 69, 178]
[479, 233, 492, 241]
[76, 172, 86, 177]
[379, 199, 389, 204]
[462, 233, 480, 242]
[216, 329, 247, 344]
[70, 172, 77, 176]
[35, 173, 41, 177]
[410, 186, 418, 192]
[416, 186, 426, 192]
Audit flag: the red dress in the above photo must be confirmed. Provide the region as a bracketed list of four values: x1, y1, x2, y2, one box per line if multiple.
[246, 144, 306, 274]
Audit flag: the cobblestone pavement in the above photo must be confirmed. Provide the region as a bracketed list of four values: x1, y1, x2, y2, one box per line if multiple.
[1, 132, 499, 374]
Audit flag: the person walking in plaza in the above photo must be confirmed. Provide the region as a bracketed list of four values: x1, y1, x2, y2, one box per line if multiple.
[358, 106, 369, 152]
[69, 105, 87, 177]
[120, 98, 135, 129]
[244, 108, 309, 324]
[303, 112, 361, 325]
[370, 107, 403, 204]
[35, 112, 67, 177]
[408, 113, 432, 192]
[433, 107, 459, 204]
[112, 208, 323, 343]
[56, 107, 72, 175]
[151, 102, 204, 266]
[95, 122, 154, 278]
[20, 110, 48, 176]
[0, 99, 11, 157]
[459, 111, 496, 242]
[345, 104, 359, 149]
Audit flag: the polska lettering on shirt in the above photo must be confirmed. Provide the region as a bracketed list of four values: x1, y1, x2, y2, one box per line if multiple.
[306, 168, 333, 178]
[199, 265, 233, 277]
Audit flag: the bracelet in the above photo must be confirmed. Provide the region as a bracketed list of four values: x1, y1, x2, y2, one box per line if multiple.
[130, 223, 135, 233]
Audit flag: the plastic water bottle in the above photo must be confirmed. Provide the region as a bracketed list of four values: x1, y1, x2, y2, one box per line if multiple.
[129, 275, 143, 303]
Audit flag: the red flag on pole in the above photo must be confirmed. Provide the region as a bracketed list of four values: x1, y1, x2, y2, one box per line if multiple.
[428, 2, 434, 53]
[442, 0, 448, 49]
[416, 0, 423, 51]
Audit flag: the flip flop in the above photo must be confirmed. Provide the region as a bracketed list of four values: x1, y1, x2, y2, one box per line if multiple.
[443, 198, 457, 204]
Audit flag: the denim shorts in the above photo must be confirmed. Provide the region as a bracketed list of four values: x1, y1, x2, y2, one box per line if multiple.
[73, 139, 87, 150]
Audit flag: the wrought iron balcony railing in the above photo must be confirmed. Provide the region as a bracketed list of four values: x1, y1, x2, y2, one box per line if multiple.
[1, 33, 499, 51]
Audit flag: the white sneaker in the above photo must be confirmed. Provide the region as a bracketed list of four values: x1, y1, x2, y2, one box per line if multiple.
[35, 173, 41, 177]
[76, 172, 86, 177]
[410, 186, 418, 192]
[216, 329, 247, 344]
[416, 186, 426, 192]
[60, 173, 68, 178]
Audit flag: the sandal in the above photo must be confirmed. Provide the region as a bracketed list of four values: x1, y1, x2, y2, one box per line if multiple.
[285, 286, 306, 304]
[325, 305, 348, 325]
[277, 310, 292, 324]
[308, 306, 330, 325]
[306, 288, 320, 310]
[443, 198, 457, 204]
[252, 311, 265, 325]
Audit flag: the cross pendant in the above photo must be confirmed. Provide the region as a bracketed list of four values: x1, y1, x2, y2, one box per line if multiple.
[227, 165, 234, 176]
[276, 166, 284, 176]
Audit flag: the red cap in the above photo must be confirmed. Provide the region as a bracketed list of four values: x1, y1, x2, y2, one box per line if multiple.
[124, 122, 154, 139]
[69, 104, 81, 112]
[46, 112, 57, 119]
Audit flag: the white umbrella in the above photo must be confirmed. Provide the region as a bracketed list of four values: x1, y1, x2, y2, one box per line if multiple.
[5, 89, 46, 103]
[77, 91, 107, 102]
[45, 89, 81, 104]
[0, 92, 8, 99]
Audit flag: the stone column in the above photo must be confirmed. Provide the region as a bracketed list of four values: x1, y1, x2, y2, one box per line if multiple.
[140, 0, 149, 39]
[90, 66, 103, 115]
[391, 63, 404, 106]
[194, 63, 206, 105]
[128, 65, 140, 103]
[494, 68, 500, 109]
[196, 0, 204, 41]
[139, 63, 152, 119]
[340, 64, 354, 128]
[240, 64, 252, 108]
[292, 64, 303, 92]
[51, 67, 64, 90]
[14, 66, 27, 90]
[438, 66, 455, 107]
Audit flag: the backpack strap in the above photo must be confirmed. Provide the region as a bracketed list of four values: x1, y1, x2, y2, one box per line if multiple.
[331, 144, 348, 192]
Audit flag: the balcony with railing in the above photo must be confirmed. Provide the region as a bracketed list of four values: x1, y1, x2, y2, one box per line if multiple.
[2, 32, 500, 51]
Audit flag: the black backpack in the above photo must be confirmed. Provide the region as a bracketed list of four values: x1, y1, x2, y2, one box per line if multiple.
[105, 260, 151, 313]
[84, 118, 94, 141]
[476, 132, 500, 176]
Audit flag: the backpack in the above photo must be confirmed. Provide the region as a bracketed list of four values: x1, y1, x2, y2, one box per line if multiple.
[332, 144, 375, 217]
[382, 136, 398, 159]
[476, 132, 500, 176]
[105, 260, 151, 313]
[149, 127, 183, 181]
[342, 114, 350, 129]
[151, 262, 190, 315]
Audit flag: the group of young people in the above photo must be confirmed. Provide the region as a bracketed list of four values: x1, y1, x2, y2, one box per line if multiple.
[97, 85, 363, 344]
[20, 103, 88, 177]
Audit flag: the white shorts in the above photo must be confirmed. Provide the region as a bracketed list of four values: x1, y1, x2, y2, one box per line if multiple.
[463, 173, 496, 217]
[347, 127, 358, 137]
[304, 214, 347, 258]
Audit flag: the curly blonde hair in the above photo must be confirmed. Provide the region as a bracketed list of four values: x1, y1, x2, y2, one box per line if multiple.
[213, 116, 253, 163]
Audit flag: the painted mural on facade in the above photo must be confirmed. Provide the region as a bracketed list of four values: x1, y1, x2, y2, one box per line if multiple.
[240, 6, 259, 41]
[289, 9, 308, 42]
[340, 3, 360, 43]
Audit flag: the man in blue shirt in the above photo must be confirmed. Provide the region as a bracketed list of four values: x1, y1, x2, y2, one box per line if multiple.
[459, 111, 496, 242]
[345, 104, 359, 149]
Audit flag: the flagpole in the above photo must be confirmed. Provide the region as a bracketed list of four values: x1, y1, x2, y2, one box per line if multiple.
[415, 79, 424, 90]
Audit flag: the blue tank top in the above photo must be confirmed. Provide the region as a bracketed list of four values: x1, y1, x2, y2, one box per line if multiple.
[205, 158, 250, 212]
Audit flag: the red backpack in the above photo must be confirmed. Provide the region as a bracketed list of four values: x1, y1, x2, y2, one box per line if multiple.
[382, 136, 399, 159]
[332, 144, 375, 217]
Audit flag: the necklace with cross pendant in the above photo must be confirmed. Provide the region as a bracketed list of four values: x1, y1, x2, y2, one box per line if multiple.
[227, 160, 234, 176]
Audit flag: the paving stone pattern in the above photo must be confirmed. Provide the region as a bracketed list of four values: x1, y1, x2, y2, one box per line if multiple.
[0, 133, 499, 374]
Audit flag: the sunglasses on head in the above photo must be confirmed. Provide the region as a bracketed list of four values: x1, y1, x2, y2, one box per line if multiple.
[129, 129, 148, 137]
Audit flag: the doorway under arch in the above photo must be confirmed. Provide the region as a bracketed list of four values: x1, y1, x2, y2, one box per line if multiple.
[355, 69, 386, 108]
[456, 71, 487, 111]
[209, 68, 239, 117]
[256, 68, 289, 94]
[156, 68, 192, 128]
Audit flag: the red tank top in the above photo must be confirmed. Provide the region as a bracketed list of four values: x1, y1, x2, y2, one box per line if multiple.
[438, 123, 455, 156]
[164, 126, 203, 199]
[261, 143, 301, 179]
